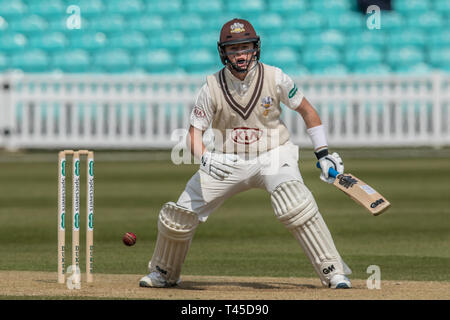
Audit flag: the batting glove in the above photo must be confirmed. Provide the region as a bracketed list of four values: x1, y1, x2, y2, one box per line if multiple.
[200, 151, 238, 180]
[316, 149, 344, 184]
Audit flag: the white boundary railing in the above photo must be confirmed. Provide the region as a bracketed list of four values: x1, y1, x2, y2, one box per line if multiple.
[0, 72, 449, 150]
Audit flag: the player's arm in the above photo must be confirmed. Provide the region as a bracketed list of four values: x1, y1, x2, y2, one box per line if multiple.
[187, 125, 206, 160]
[295, 98, 344, 183]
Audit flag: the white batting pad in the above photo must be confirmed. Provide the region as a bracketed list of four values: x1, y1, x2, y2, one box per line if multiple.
[271, 180, 346, 286]
[148, 202, 199, 284]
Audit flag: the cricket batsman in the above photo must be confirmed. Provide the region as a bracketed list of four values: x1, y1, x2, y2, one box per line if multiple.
[140, 19, 352, 289]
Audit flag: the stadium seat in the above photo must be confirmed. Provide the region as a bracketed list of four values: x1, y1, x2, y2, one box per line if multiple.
[135, 49, 177, 73]
[268, 0, 308, 14]
[346, 30, 386, 50]
[127, 15, 164, 32]
[187, 31, 219, 51]
[351, 63, 391, 75]
[252, 13, 284, 33]
[0, 33, 27, 52]
[345, 45, 383, 67]
[261, 47, 299, 69]
[148, 30, 185, 52]
[327, 11, 364, 31]
[105, 0, 144, 16]
[11, 49, 50, 72]
[311, 0, 351, 14]
[393, 62, 432, 74]
[386, 29, 426, 48]
[407, 11, 445, 31]
[10, 14, 48, 34]
[428, 48, 450, 69]
[47, 16, 89, 32]
[310, 64, 348, 75]
[88, 14, 125, 33]
[177, 49, 219, 74]
[27, 0, 65, 18]
[186, 0, 223, 14]
[302, 46, 341, 69]
[386, 46, 425, 68]
[145, 0, 182, 15]
[0, 53, 8, 71]
[306, 29, 346, 49]
[169, 14, 204, 32]
[266, 30, 305, 50]
[225, 0, 265, 14]
[28, 32, 68, 51]
[428, 30, 450, 48]
[70, 32, 107, 51]
[93, 49, 132, 73]
[287, 11, 326, 32]
[379, 11, 406, 30]
[0, 0, 27, 17]
[433, 0, 450, 14]
[393, 0, 430, 14]
[63, 0, 105, 17]
[52, 49, 90, 72]
[108, 31, 148, 50]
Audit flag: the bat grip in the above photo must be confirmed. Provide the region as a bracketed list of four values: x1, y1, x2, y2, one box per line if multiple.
[316, 162, 340, 178]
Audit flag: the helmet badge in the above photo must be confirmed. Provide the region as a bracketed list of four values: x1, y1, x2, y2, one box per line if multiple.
[230, 22, 245, 34]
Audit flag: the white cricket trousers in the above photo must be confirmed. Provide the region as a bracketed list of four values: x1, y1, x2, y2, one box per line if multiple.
[177, 141, 305, 222]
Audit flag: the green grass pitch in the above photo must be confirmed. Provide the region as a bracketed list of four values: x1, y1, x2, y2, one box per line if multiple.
[0, 149, 449, 283]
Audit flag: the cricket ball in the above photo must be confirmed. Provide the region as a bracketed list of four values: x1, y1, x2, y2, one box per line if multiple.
[123, 232, 137, 246]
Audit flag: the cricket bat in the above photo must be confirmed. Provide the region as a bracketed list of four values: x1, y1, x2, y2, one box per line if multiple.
[317, 163, 391, 216]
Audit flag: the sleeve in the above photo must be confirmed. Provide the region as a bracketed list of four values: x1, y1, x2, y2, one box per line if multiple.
[275, 67, 305, 110]
[189, 83, 215, 130]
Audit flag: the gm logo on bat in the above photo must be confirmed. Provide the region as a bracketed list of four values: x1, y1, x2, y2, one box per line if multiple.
[370, 198, 385, 208]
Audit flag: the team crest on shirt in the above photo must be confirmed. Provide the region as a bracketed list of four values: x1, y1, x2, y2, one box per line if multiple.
[261, 96, 273, 117]
[230, 22, 245, 34]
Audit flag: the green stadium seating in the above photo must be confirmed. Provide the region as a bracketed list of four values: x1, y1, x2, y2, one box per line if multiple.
[327, 11, 364, 31]
[306, 30, 346, 49]
[394, 62, 432, 74]
[127, 15, 164, 32]
[310, 64, 348, 75]
[429, 30, 450, 48]
[145, 0, 182, 15]
[287, 11, 326, 32]
[108, 31, 148, 50]
[187, 31, 219, 51]
[311, 0, 352, 14]
[70, 32, 107, 51]
[346, 30, 386, 50]
[11, 49, 50, 72]
[351, 63, 391, 75]
[169, 14, 204, 32]
[28, 32, 68, 51]
[302, 46, 341, 68]
[176, 49, 219, 74]
[266, 30, 305, 50]
[380, 11, 406, 30]
[148, 30, 185, 51]
[47, 16, 88, 32]
[386, 46, 425, 68]
[27, 0, 65, 18]
[0, 53, 8, 71]
[393, 0, 430, 14]
[186, 0, 223, 14]
[52, 49, 90, 72]
[10, 15, 48, 34]
[0, 0, 27, 17]
[106, 0, 144, 16]
[407, 11, 445, 30]
[252, 13, 284, 33]
[0, 33, 27, 52]
[225, 0, 266, 14]
[386, 29, 426, 48]
[93, 49, 132, 73]
[429, 48, 450, 69]
[345, 45, 383, 67]
[433, 0, 450, 14]
[135, 49, 177, 73]
[261, 47, 299, 69]
[63, 0, 105, 17]
[88, 14, 125, 33]
[267, 0, 308, 14]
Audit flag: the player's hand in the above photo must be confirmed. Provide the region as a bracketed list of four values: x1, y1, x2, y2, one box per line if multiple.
[318, 152, 344, 184]
[200, 151, 238, 180]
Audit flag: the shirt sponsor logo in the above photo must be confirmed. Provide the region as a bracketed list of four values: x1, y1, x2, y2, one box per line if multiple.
[231, 127, 262, 144]
[288, 84, 298, 99]
[193, 106, 206, 119]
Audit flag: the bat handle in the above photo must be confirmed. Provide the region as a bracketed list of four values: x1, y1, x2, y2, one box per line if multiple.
[316, 162, 340, 178]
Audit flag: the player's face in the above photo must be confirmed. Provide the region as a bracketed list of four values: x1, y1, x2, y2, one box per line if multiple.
[224, 42, 255, 71]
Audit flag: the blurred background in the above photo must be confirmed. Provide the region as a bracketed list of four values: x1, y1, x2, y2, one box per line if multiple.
[0, 0, 448, 150]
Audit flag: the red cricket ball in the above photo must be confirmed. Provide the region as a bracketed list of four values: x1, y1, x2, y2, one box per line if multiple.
[123, 232, 137, 246]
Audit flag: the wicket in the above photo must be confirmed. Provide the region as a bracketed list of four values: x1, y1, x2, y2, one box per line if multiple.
[57, 150, 94, 284]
